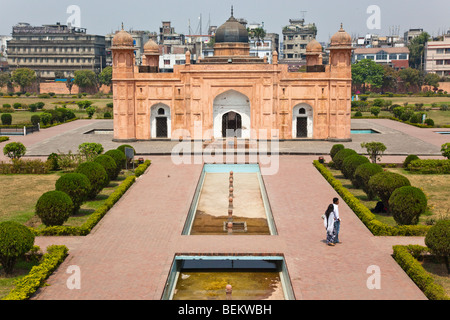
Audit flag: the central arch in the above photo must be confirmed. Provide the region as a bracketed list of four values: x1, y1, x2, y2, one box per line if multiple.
[292, 103, 313, 139]
[213, 90, 251, 139]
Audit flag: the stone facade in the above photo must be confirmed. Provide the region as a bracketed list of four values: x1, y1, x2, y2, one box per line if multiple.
[112, 18, 353, 142]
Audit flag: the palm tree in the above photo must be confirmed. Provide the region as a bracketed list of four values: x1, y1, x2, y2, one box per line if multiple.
[248, 27, 266, 56]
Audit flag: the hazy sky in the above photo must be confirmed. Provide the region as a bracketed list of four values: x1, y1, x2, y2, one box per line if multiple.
[1, 0, 449, 42]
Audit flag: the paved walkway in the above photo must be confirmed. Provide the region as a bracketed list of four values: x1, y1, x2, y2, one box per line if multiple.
[33, 156, 426, 300]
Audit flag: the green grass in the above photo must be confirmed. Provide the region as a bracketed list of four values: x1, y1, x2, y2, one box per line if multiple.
[0, 258, 40, 299]
[352, 110, 450, 127]
[326, 166, 445, 227]
[0, 97, 113, 124]
[367, 96, 450, 106]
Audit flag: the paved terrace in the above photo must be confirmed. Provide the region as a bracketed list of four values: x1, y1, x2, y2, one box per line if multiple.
[33, 156, 426, 300]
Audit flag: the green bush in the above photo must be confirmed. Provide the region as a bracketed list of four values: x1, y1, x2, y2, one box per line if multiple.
[13, 103, 22, 109]
[40, 113, 52, 126]
[333, 148, 357, 170]
[135, 160, 151, 177]
[442, 143, 450, 159]
[370, 107, 381, 117]
[341, 154, 370, 180]
[3, 142, 26, 160]
[354, 111, 363, 117]
[1, 113, 12, 125]
[94, 154, 118, 181]
[389, 186, 428, 225]
[425, 220, 450, 274]
[46, 153, 60, 171]
[75, 161, 109, 199]
[353, 162, 383, 199]
[55, 173, 91, 213]
[78, 142, 104, 161]
[0, 221, 35, 274]
[403, 155, 419, 169]
[104, 149, 126, 173]
[368, 171, 411, 209]
[408, 159, 450, 174]
[330, 144, 345, 160]
[0, 159, 50, 174]
[30, 114, 40, 125]
[393, 245, 449, 300]
[35, 191, 74, 226]
[424, 118, 435, 127]
[117, 144, 135, 157]
[2, 245, 68, 300]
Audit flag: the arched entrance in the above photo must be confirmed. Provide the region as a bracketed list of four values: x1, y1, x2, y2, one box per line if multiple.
[213, 90, 250, 139]
[222, 111, 242, 138]
[151, 104, 171, 139]
[292, 104, 313, 138]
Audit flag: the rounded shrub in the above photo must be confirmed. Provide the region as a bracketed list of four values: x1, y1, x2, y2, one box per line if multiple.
[354, 162, 383, 199]
[424, 118, 434, 127]
[55, 173, 91, 213]
[94, 154, 118, 181]
[117, 144, 135, 158]
[342, 154, 370, 180]
[47, 153, 60, 171]
[35, 191, 74, 226]
[368, 171, 411, 209]
[354, 111, 363, 117]
[75, 161, 109, 199]
[333, 148, 357, 170]
[403, 155, 420, 169]
[0, 221, 35, 274]
[31, 114, 40, 125]
[425, 219, 450, 273]
[330, 144, 345, 160]
[389, 186, 428, 225]
[1, 113, 12, 125]
[105, 149, 126, 172]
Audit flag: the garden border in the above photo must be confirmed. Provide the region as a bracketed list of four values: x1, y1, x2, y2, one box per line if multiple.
[392, 245, 449, 300]
[29, 160, 151, 236]
[1, 245, 68, 300]
[313, 160, 430, 236]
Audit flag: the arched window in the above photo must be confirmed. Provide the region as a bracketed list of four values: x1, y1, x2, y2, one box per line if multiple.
[158, 108, 165, 115]
[299, 108, 306, 115]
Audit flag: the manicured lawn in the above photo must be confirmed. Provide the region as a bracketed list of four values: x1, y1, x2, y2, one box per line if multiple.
[420, 256, 450, 297]
[352, 110, 450, 127]
[368, 96, 450, 106]
[326, 166, 448, 226]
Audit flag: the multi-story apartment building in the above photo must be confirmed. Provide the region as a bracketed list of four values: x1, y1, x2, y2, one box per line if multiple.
[404, 28, 423, 45]
[6, 22, 106, 79]
[281, 19, 317, 61]
[353, 47, 410, 70]
[425, 32, 450, 77]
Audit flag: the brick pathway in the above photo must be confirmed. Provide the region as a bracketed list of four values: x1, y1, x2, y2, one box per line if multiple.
[33, 155, 426, 300]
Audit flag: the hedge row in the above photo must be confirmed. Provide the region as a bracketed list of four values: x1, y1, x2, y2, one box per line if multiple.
[392, 245, 449, 300]
[29, 159, 151, 236]
[408, 159, 450, 174]
[313, 160, 430, 236]
[2, 245, 68, 300]
[30, 175, 136, 236]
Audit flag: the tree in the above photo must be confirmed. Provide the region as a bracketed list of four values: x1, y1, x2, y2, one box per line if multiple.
[399, 67, 422, 91]
[98, 66, 113, 90]
[408, 32, 430, 70]
[381, 65, 399, 92]
[361, 142, 387, 163]
[424, 73, 441, 90]
[66, 75, 74, 94]
[3, 142, 26, 160]
[0, 72, 11, 89]
[78, 142, 104, 161]
[441, 143, 450, 159]
[11, 68, 36, 92]
[351, 59, 385, 92]
[248, 27, 266, 55]
[74, 70, 97, 91]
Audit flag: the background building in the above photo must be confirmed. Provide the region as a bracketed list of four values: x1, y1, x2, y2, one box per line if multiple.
[425, 31, 450, 76]
[280, 18, 317, 70]
[353, 47, 410, 70]
[247, 22, 279, 64]
[7, 22, 106, 79]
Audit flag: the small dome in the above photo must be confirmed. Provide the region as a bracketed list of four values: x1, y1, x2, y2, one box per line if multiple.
[112, 27, 134, 47]
[330, 24, 352, 47]
[306, 39, 322, 53]
[215, 12, 248, 43]
[144, 39, 159, 54]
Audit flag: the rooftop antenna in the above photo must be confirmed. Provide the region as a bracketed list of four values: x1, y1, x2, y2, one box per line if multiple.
[231, 5, 234, 17]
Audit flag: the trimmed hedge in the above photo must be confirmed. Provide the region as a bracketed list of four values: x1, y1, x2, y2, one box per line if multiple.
[392, 245, 449, 300]
[30, 175, 136, 236]
[75, 161, 109, 199]
[105, 149, 126, 172]
[341, 154, 370, 180]
[55, 173, 91, 213]
[408, 159, 450, 174]
[135, 160, 151, 177]
[94, 154, 118, 181]
[403, 155, 419, 169]
[2, 245, 69, 300]
[368, 171, 411, 209]
[353, 162, 383, 199]
[35, 191, 74, 226]
[313, 161, 430, 236]
[389, 186, 428, 225]
[330, 144, 345, 160]
[333, 148, 357, 170]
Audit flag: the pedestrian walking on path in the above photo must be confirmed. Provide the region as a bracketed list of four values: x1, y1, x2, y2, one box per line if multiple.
[333, 198, 341, 244]
[323, 204, 336, 246]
